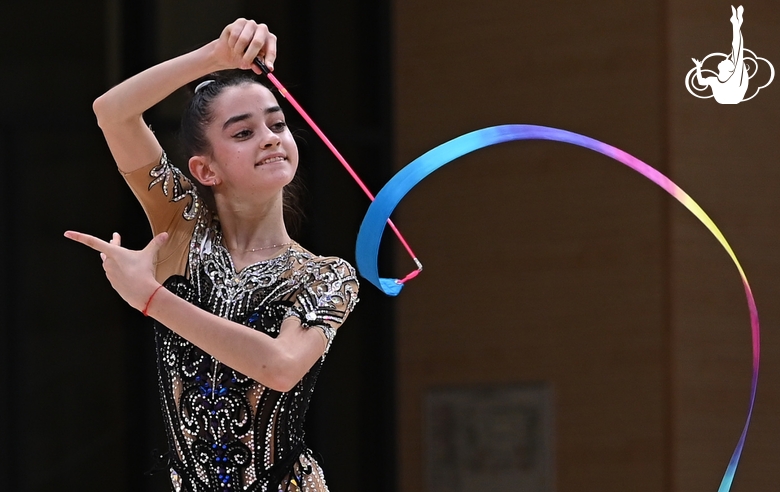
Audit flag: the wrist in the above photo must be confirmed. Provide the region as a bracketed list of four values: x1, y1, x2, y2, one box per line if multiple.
[198, 40, 232, 73]
[141, 284, 165, 317]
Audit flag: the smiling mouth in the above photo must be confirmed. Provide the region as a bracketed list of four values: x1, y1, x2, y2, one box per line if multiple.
[257, 156, 286, 166]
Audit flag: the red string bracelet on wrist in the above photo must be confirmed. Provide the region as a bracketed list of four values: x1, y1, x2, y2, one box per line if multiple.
[142, 285, 164, 317]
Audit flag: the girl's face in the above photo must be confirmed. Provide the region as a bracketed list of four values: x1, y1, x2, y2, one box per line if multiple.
[203, 83, 299, 199]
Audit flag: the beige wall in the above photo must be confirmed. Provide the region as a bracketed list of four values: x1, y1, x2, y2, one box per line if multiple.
[394, 1, 780, 491]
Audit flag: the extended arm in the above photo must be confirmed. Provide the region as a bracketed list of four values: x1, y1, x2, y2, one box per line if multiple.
[64, 230, 332, 392]
[148, 287, 328, 392]
[93, 19, 277, 173]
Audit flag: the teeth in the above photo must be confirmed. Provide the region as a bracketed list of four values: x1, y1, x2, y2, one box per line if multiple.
[261, 156, 285, 165]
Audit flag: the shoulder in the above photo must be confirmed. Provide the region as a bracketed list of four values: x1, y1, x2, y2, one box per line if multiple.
[291, 245, 357, 280]
[288, 245, 360, 307]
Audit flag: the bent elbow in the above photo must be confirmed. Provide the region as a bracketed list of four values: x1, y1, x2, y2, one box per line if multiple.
[92, 95, 111, 128]
[258, 352, 304, 393]
[267, 376, 300, 394]
[92, 94, 131, 129]
[263, 373, 301, 393]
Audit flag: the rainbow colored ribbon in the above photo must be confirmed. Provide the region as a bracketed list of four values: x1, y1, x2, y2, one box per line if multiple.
[354, 125, 759, 491]
[256, 63, 758, 489]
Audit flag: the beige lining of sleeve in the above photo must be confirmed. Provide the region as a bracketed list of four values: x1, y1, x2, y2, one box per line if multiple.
[120, 153, 199, 282]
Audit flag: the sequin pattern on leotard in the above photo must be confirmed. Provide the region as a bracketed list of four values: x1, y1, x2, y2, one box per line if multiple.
[155, 208, 358, 492]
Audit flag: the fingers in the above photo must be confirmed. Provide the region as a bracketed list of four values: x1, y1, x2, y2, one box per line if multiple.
[238, 22, 274, 70]
[66, 230, 165, 258]
[64, 230, 112, 254]
[101, 232, 121, 261]
[236, 20, 258, 62]
[222, 18, 277, 71]
[143, 232, 169, 255]
[261, 31, 277, 72]
[224, 18, 248, 50]
[246, 27, 276, 73]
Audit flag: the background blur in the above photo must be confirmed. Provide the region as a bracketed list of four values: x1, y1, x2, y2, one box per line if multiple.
[2, 0, 779, 491]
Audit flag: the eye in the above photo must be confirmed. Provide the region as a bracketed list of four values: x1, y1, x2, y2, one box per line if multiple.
[270, 121, 287, 133]
[233, 129, 253, 139]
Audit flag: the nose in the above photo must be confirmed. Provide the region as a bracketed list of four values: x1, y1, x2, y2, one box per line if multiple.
[261, 127, 281, 148]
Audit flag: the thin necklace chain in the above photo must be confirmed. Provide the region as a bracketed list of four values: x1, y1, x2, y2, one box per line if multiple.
[230, 241, 295, 253]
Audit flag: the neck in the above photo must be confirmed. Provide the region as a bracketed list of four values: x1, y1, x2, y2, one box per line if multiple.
[214, 191, 291, 252]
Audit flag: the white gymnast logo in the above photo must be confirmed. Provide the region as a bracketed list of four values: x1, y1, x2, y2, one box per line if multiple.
[685, 5, 774, 104]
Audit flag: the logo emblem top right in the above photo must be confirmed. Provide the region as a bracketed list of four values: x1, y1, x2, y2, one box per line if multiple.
[685, 5, 774, 104]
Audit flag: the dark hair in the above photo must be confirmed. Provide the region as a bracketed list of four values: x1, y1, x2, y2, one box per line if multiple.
[180, 70, 304, 234]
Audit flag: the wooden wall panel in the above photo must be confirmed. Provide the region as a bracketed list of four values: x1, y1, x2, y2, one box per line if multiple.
[393, 1, 668, 491]
[668, 1, 780, 490]
[394, 1, 780, 491]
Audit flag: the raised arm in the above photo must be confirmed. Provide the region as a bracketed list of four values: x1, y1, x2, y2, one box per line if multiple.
[93, 19, 277, 173]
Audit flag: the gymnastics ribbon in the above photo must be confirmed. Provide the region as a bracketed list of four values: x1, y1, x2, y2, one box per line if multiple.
[354, 125, 758, 492]
[255, 62, 756, 489]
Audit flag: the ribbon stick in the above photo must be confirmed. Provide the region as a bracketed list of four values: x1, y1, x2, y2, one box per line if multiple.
[254, 59, 422, 285]
[354, 125, 758, 491]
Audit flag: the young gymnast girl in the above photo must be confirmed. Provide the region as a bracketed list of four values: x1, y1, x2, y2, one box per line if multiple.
[66, 18, 358, 492]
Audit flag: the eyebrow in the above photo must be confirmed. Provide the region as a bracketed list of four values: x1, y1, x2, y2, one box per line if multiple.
[222, 106, 283, 131]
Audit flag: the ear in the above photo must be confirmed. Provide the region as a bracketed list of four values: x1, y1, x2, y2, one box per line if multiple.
[189, 155, 222, 187]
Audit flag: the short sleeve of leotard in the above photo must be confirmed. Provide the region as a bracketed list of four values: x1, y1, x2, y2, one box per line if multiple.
[284, 256, 360, 354]
[121, 151, 202, 282]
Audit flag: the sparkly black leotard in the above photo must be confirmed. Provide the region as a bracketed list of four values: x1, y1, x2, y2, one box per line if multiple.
[124, 153, 359, 492]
